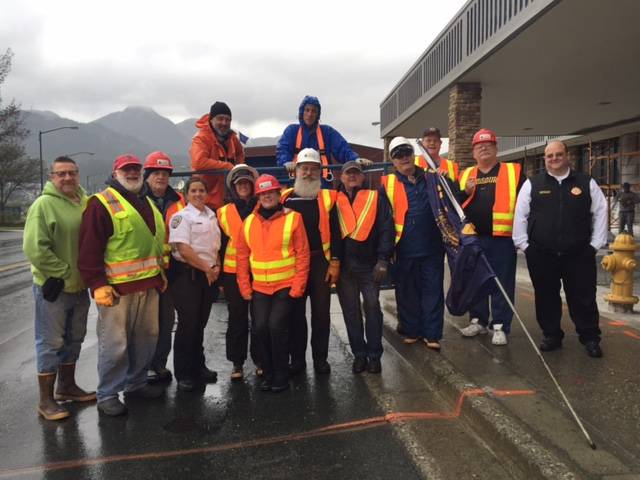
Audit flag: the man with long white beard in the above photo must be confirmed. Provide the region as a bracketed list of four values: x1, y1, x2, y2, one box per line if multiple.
[79, 154, 167, 416]
[280, 148, 343, 375]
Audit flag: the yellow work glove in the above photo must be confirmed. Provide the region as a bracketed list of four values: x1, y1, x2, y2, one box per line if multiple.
[94, 286, 116, 307]
[324, 259, 340, 284]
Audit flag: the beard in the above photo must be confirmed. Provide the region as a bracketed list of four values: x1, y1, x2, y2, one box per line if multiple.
[294, 176, 321, 198]
[115, 171, 143, 193]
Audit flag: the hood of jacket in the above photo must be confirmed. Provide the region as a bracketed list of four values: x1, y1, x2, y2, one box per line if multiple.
[42, 181, 87, 202]
[195, 113, 237, 141]
[298, 96, 322, 127]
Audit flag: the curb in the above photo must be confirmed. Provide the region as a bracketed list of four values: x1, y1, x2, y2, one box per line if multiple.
[380, 296, 581, 480]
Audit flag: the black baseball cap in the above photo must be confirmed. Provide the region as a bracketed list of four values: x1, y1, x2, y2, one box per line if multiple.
[421, 127, 441, 139]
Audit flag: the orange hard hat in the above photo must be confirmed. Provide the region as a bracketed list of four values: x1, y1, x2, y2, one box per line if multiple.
[144, 151, 174, 170]
[472, 128, 497, 146]
[254, 174, 282, 195]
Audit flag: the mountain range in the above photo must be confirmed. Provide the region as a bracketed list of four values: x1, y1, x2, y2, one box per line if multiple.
[20, 107, 279, 188]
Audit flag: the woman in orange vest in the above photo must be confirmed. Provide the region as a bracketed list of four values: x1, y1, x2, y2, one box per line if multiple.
[236, 174, 310, 393]
[217, 164, 260, 381]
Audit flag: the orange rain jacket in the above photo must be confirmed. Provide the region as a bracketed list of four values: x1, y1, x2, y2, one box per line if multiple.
[189, 114, 245, 210]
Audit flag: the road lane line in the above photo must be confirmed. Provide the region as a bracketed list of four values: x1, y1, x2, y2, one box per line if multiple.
[0, 388, 535, 478]
[0, 261, 30, 273]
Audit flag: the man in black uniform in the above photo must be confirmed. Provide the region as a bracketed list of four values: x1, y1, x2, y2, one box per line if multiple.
[512, 140, 608, 357]
[281, 148, 343, 375]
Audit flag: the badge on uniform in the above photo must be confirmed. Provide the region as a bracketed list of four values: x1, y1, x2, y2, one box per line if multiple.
[571, 187, 582, 196]
[171, 215, 183, 228]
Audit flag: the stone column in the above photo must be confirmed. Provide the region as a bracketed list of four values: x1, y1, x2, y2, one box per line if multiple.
[448, 83, 482, 169]
[383, 137, 391, 163]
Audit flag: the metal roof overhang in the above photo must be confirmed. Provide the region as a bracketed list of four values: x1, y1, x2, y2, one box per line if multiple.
[380, 0, 640, 139]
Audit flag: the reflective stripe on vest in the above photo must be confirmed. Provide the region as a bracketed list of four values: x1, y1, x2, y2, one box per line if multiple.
[381, 174, 407, 244]
[162, 197, 185, 267]
[243, 211, 298, 283]
[459, 163, 521, 237]
[95, 188, 165, 284]
[336, 190, 378, 241]
[217, 203, 244, 274]
[294, 125, 330, 179]
[415, 156, 458, 181]
[281, 187, 335, 259]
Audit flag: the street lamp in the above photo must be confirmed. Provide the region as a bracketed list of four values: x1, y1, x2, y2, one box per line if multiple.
[39, 126, 79, 192]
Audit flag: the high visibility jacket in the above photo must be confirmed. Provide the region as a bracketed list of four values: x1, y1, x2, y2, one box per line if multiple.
[414, 155, 459, 182]
[162, 194, 186, 267]
[281, 188, 336, 259]
[335, 190, 378, 241]
[237, 209, 310, 297]
[294, 125, 331, 180]
[459, 162, 521, 237]
[94, 187, 165, 284]
[381, 174, 408, 244]
[217, 202, 243, 274]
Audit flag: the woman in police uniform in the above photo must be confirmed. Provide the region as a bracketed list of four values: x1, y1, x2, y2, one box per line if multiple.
[168, 177, 222, 392]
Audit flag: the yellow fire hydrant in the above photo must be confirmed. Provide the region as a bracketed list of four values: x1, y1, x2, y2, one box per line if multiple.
[601, 233, 638, 312]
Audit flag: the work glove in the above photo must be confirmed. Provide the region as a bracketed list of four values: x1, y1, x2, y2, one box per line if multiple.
[372, 260, 388, 284]
[284, 162, 296, 174]
[356, 158, 373, 168]
[324, 259, 340, 284]
[94, 285, 116, 307]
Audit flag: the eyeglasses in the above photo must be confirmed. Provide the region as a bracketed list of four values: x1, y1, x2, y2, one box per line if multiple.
[51, 170, 79, 178]
[391, 147, 414, 159]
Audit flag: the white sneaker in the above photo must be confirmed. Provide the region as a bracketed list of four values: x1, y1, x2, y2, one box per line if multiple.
[460, 318, 488, 337]
[491, 325, 508, 346]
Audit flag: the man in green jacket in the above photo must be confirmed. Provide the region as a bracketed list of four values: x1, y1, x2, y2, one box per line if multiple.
[23, 156, 96, 421]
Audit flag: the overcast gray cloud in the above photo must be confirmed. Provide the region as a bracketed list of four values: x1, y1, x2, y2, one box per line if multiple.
[1, 0, 466, 146]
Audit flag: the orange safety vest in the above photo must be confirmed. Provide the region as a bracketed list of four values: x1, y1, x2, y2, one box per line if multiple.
[459, 162, 521, 237]
[162, 194, 186, 267]
[217, 202, 244, 274]
[243, 210, 302, 288]
[294, 125, 331, 179]
[335, 190, 378, 241]
[281, 187, 336, 259]
[414, 155, 459, 181]
[380, 174, 408, 244]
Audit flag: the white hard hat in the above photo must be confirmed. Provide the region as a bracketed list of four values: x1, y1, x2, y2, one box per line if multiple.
[296, 148, 321, 165]
[225, 164, 259, 190]
[389, 137, 414, 158]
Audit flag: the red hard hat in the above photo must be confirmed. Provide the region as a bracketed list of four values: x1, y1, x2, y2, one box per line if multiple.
[254, 174, 282, 195]
[144, 151, 174, 170]
[113, 154, 142, 171]
[472, 128, 497, 146]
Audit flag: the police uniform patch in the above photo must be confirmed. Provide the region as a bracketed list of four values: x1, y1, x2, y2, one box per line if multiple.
[571, 187, 582, 196]
[171, 215, 183, 228]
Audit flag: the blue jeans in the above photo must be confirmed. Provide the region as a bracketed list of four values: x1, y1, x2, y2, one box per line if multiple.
[96, 289, 159, 402]
[336, 265, 383, 360]
[34, 284, 90, 374]
[469, 236, 516, 333]
[395, 254, 445, 340]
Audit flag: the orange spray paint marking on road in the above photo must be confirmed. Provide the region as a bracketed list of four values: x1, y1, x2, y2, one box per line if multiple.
[0, 388, 535, 478]
[608, 320, 628, 327]
[623, 330, 640, 340]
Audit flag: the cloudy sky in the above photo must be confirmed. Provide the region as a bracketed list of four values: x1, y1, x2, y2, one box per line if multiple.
[2, 0, 466, 146]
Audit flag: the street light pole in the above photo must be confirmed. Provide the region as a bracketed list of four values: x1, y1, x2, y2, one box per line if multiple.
[39, 126, 80, 193]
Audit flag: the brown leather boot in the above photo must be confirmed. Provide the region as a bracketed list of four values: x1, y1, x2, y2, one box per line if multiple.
[38, 373, 70, 421]
[55, 363, 96, 402]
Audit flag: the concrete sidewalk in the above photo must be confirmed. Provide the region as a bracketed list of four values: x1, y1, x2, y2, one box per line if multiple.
[366, 254, 640, 479]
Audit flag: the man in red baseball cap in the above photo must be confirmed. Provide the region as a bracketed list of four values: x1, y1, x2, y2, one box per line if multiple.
[78, 153, 168, 416]
[457, 129, 526, 346]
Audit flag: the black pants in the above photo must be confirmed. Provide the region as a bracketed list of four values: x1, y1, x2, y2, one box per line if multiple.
[335, 265, 383, 360]
[525, 245, 601, 344]
[252, 288, 293, 383]
[150, 289, 175, 371]
[224, 273, 259, 367]
[289, 254, 331, 365]
[171, 262, 217, 381]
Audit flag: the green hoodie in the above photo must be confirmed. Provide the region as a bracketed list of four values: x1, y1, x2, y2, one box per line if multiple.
[23, 181, 88, 292]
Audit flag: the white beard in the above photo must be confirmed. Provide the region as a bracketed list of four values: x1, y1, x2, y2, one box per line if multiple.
[293, 176, 321, 198]
[115, 171, 143, 193]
